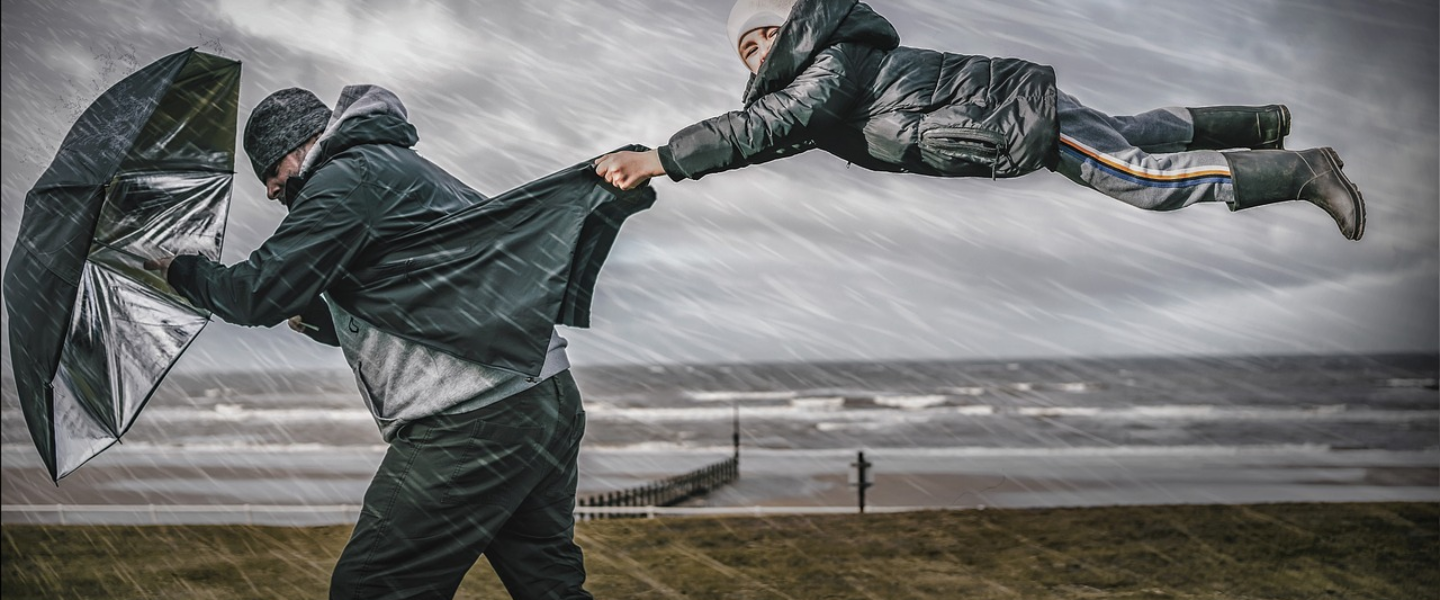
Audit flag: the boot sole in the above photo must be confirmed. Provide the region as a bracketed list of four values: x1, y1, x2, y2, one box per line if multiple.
[1318, 147, 1365, 241]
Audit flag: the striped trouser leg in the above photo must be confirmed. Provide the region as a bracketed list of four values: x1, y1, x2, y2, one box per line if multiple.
[1055, 91, 1236, 211]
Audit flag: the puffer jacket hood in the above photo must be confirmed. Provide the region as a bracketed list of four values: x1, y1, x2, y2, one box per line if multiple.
[743, 0, 898, 106]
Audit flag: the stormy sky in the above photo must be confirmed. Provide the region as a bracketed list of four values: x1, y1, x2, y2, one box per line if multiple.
[2, 0, 1436, 373]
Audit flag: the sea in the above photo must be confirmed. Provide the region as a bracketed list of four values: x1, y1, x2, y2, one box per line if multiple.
[2, 353, 1437, 525]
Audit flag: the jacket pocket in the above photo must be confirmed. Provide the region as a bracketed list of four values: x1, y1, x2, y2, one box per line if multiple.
[435, 418, 546, 508]
[918, 126, 1005, 178]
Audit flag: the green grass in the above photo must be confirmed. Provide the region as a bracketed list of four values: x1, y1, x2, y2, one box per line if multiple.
[4, 502, 1436, 599]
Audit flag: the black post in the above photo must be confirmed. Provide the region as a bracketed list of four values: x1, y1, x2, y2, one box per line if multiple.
[732, 401, 741, 461]
[858, 451, 866, 514]
[852, 450, 872, 514]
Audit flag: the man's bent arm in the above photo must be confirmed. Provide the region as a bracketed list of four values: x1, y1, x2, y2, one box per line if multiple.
[168, 161, 373, 327]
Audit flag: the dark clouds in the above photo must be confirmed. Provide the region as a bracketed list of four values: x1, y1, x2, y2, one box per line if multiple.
[2, 0, 1435, 373]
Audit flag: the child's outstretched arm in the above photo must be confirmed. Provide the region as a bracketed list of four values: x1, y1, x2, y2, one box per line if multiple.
[665, 49, 861, 179]
[595, 48, 861, 189]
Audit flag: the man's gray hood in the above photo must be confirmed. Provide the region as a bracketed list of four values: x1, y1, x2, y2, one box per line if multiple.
[278, 85, 417, 207]
[300, 84, 417, 177]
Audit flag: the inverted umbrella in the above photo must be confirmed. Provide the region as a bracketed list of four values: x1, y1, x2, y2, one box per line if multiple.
[3, 48, 240, 481]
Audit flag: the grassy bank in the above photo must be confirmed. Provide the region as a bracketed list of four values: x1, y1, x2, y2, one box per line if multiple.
[4, 502, 1436, 599]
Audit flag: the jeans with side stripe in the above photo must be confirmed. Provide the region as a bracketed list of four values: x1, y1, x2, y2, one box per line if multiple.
[330, 370, 592, 600]
[1054, 90, 1236, 211]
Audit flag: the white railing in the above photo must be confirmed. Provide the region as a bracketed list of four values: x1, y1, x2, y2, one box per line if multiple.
[1, 503, 960, 526]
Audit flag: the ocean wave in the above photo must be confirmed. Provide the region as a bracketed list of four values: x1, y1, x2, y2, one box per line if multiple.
[0, 441, 1345, 457]
[572, 443, 1348, 458]
[3, 402, 1435, 426]
[682, 382, 1101, 403]
[1016, 405, 1436, 421]
[790, 396, 845, 410]
[145, 405, 376, 422]
[686, 391, 798, 402]
[0, 441, 389, 455]
[874, 395, 950, 409]
[582, 404, 990, 422]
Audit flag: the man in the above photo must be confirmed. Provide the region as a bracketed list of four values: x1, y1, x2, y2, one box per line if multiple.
[147, 85, 651, 599]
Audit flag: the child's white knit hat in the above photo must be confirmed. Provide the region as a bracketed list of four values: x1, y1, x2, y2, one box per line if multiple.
[727, 0, 798, 54]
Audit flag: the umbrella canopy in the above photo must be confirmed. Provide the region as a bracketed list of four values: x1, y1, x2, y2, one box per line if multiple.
[3, 49, 240, 481]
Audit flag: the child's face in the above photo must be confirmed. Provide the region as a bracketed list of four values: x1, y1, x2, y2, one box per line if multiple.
[738, 26, 781, 74]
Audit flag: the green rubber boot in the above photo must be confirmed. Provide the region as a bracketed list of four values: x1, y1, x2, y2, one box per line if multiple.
[1188, 105, 1290, 150]
[1224, 147, 1365, 241]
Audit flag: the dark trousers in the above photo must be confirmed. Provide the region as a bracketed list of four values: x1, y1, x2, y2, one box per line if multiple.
[1054, 90, 1235, 211]
[331, 370, 592, 600]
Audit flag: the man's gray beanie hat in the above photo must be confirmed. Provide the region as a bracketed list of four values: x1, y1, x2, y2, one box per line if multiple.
[243, 88, 332, 181]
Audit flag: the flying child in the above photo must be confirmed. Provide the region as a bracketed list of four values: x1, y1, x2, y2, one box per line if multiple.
[595, 0, 1365, 240]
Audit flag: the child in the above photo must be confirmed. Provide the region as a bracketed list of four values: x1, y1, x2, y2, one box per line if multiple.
[595, 0, 1365, 240]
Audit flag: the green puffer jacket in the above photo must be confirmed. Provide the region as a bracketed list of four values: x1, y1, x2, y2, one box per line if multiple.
[169, 86, 654, 376]
[658, 0, 1059, 181]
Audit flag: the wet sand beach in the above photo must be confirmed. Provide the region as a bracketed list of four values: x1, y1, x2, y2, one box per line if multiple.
[4, 443, 1437, 525]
